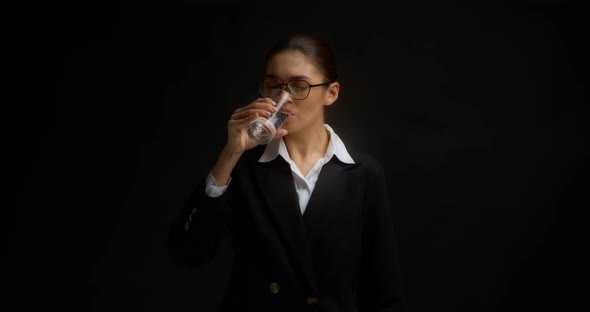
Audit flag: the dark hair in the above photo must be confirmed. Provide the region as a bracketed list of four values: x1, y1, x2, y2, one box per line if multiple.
[265, 32, 338, 83]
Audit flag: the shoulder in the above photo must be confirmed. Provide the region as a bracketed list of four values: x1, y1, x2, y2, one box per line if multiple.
[348, 149, 386, 175]
[240, 144, 267, 163]
[344, 150, 389, 190]
[232, 144, 267, 174]
[328, 125, 383, 171]
[348, 150, 391, 206]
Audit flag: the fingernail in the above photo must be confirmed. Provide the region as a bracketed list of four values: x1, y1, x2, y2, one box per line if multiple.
[271, 100, 277, 106]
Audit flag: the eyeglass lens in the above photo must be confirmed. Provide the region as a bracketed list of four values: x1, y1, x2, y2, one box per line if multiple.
[261, 79, 310, 100]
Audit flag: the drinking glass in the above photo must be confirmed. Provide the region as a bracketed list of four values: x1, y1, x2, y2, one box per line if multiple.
[247, 89, 291, 145]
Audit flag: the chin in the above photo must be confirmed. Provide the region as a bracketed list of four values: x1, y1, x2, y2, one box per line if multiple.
[281, 122, 298, 135]
[281, 124, 293, 134]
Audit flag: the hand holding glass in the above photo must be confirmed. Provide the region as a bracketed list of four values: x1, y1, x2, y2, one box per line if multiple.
[247, 89, 291, 145]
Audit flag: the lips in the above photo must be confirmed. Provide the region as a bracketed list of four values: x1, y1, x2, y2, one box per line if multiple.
[280, 107, 295, 115]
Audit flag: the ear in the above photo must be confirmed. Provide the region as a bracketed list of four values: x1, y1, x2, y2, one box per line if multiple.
[323, 82, 340, 106]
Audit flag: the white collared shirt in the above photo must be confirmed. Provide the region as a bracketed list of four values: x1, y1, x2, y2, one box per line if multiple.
[206, 124, 355, 215]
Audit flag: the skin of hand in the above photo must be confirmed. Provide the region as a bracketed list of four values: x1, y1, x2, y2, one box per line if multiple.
[225, 97, 288, 154]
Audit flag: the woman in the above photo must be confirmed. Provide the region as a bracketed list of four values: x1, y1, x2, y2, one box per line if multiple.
[168, 32, 405, 312]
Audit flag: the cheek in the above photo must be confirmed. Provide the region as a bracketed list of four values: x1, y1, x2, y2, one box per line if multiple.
[297, 96, 324, 114]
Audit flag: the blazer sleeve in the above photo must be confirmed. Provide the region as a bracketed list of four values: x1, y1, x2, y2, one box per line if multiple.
[167, 174, 233, 268]
[358, 159, 405, 312]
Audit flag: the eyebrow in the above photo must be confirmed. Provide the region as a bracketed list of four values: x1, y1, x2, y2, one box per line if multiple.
[264, 74, 312, 81]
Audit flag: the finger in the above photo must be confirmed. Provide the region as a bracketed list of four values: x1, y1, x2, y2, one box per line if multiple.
[233, 105, 275, 118]
[253, 97, 277, 106]
[232, 109, 271, 120]
[234, 99, 276, 114]
[274, 128, 288, 139]
[238, 102, 277, 114]
[228, 112, 258, 130]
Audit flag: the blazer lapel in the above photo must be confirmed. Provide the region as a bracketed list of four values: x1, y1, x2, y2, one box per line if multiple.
[302, 159, 361, 236]
[253, 158, 318, 294]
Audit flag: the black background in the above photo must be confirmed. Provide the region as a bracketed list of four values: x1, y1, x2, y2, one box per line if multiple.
[7, 0, 588, 311]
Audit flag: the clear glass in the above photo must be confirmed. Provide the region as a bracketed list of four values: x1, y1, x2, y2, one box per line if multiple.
[247, 89, 292, 145]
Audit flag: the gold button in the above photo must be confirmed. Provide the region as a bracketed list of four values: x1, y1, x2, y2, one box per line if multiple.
[188, 215, 192, 222]
[184, 222, 190, 231]
[307, 296, 317, 305]
[192, 208, 197, 214]
[269, 282, 280, 294]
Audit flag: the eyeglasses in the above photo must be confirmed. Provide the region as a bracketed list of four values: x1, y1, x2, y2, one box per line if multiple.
[259, 78, 332, 100]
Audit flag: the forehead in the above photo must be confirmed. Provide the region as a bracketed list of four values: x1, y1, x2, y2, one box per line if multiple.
[265, 50, 323, 81]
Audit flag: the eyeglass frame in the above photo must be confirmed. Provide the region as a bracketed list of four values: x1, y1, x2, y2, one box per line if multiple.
[258, 78, 333, 100]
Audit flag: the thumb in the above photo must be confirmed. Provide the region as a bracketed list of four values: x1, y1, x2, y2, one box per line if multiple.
[274, 128, 288, 139]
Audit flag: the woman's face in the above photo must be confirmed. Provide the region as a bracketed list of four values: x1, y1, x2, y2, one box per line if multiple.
[265, 49, 339, 135]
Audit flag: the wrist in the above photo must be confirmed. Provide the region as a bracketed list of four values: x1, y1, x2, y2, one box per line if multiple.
[221, 144, 244, 159]
[211, 145, 242, 187]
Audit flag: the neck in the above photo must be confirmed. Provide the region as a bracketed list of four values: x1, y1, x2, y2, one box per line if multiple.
[284, 121, 329, 162]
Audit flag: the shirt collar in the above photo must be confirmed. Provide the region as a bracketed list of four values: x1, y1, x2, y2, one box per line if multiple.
[258, 124, 355, 164]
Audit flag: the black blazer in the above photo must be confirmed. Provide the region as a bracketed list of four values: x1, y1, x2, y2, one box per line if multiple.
[168, 145, 404, 312]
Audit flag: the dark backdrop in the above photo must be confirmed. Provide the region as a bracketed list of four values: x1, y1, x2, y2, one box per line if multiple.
[8, 0, 588, 311]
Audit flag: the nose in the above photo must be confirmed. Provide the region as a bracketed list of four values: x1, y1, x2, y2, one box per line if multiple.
[280, 83, 292, 95]
[275, 89, 293, 109]
[283, 91, 295, 110]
